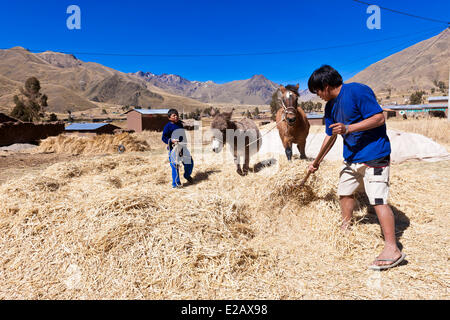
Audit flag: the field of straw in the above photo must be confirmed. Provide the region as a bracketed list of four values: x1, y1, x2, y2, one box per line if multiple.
[0, 122, 449, 299]
[387, 117, 450, 147]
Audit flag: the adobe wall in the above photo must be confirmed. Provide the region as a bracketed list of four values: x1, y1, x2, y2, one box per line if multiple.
[0, 113, 18, 123]
[141, 115, 167, 132]
[0, 121, 65, 146]
[127, 111, 142, 132]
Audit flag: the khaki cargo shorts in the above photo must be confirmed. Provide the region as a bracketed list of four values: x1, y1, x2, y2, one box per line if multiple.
[338, 161, 390, 205]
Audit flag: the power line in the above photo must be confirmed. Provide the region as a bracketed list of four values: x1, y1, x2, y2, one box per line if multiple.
[2, 27, 444, 58]
[350, 0, 450, 25]
[279, 27, 443, 83]
[338, 29, 442, 69]
[338, 30, 441, 79]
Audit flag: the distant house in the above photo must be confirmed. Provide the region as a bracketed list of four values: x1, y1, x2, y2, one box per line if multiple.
[382, 104, 448, 118]
[428, 96, 448, 105]
[65, 123, 120, 137]
[124, 109, 170, 132]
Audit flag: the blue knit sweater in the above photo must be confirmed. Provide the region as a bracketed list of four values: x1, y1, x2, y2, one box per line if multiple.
[161, 121, 186, 151]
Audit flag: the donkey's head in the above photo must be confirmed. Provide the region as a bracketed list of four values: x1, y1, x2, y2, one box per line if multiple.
[279, 84, 300, 126]
[210, 111, 235, 153]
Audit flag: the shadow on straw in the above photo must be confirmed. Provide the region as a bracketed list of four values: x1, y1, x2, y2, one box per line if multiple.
[192, 169, 221, 184]
[354, 192, 410, 251]
[252, 158, 277, 173]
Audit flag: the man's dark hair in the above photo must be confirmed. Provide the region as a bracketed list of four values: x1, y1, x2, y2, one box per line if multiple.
[168, 108, 179, 117]
[308, 65, 343, 94]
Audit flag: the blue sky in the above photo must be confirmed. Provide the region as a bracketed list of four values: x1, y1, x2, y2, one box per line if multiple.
[1, 0, 448, 87]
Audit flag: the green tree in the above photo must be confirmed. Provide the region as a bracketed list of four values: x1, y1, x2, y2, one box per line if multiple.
[10, 95, 33, 122]
[409, 91, 426, 105]
[49, 113, 58, 121]
[437, 81, 447, 93]
[314, 102, 323, 112]
[253, 107, 260, 118]
[300, 101, 315, 113]
[203, 106, 213, 117]
[10, 77, 48, 122]
[270, 91, 280, 120]
[67, 110, 74, 122]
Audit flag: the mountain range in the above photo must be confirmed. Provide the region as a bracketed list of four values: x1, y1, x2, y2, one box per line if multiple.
[0, 28, 448, 115]
[131, 72, 281, 105]
[0, 47, 209, 114]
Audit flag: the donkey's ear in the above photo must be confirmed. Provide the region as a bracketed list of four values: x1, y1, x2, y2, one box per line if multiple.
[295, 83, 299, 90]
[279, 84, 286, 93]
[224, 111, 233, 119]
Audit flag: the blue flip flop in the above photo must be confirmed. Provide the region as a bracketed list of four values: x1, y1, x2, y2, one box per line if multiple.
[369, 252, 406, 271]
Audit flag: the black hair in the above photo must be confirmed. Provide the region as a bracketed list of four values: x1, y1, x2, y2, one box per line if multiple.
[167, 108, 179, 117]
[307, 65, 343, 94]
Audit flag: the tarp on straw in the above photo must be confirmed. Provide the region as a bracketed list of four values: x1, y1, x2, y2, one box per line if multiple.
[258, 129, 450, 163]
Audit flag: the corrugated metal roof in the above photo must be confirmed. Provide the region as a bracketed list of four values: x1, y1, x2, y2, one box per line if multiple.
[307, 113, 324, 119]
[428, 96, 448, 101]
[382, 104, 448, 110]
[126, 108, 170, 115]
[65, 123, 109, 131]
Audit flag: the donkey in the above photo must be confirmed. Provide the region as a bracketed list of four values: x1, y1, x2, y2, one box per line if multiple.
[211, 111, 262, 176]
[276, 84, 310, 161]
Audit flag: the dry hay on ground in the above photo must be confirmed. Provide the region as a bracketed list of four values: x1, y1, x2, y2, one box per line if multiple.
[0, 151, 448, 299]
[34, 133, 151, 155]
[387, 118, 450, 147]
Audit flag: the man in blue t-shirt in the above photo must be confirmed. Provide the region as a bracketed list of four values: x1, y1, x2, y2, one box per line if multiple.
[162, 109, 194, 188]
[307, 65, 405, 270]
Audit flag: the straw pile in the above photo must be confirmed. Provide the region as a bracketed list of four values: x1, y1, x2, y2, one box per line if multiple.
[0, 150, 448, 299]
[34, 133, 151, 155]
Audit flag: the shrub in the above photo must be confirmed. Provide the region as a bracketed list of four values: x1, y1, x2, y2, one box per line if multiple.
[409, 91, 426, 105]
[10, 77, 48, 122]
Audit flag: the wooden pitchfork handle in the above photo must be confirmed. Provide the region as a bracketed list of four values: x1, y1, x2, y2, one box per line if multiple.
[300, 134, 337, 186]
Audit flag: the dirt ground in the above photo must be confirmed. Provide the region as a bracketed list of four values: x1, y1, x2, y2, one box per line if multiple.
[0, 151, 81, 185]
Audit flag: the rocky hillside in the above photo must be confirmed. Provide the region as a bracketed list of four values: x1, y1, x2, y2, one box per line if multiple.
[133, 72, 282, 105]
[0, 48, 208, 113]
[349, 28, 449, 94]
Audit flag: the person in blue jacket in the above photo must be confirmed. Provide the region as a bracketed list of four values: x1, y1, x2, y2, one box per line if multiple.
[161, 109, 194, 188]
[307, 65, 406, 271]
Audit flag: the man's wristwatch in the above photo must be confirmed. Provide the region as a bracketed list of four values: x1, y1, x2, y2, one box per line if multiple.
[344, 124, 349, 134]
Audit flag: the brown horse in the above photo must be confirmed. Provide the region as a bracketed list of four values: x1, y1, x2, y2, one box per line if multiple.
[211, 111, 262, 176]
[276, 84, 310, 161]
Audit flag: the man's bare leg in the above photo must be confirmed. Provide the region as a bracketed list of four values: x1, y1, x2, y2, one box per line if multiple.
[371, 204, 402, 267]
[339, 195, 354, 231]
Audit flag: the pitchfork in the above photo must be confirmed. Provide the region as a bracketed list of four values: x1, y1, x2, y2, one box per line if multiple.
[300, 134, 337, 186]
